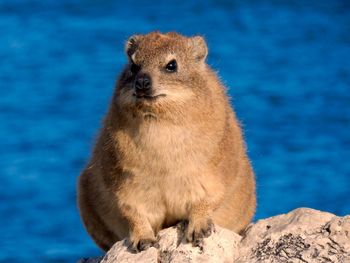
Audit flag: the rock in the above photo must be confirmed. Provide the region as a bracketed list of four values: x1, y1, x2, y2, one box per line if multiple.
[236, 208, 350, 262]
[92, 224, 241, 263]
[155, 223, 240, 263]
[79, 208, 350, 263]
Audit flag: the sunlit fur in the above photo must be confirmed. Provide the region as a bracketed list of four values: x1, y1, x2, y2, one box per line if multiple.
[78, 32, 256, 251]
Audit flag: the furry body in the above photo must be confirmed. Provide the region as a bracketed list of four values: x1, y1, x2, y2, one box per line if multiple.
[78, 32, 256, 251]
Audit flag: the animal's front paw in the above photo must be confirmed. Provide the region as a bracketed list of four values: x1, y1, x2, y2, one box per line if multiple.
[127, 237, 159, 253]
[185, 217, 215, 247]
[137, 238, 159, 251]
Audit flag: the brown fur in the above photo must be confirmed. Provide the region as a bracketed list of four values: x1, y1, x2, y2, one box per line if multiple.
[77, 32, 256, 252]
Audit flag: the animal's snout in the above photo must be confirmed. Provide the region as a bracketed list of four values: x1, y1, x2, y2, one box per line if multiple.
[134, 73, 152, 96]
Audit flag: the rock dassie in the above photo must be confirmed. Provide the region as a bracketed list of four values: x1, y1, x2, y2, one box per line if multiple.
[78, 32, 256, 252]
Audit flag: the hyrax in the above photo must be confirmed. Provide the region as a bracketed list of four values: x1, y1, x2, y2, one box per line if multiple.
[78, 32, 256, 252]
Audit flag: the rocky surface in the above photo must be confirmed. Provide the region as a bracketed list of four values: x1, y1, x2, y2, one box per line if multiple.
[78, 208, 350, 263]
[237, 208, 350, 262]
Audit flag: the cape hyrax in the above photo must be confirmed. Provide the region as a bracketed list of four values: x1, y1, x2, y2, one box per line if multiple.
[78, 32, 256, 252]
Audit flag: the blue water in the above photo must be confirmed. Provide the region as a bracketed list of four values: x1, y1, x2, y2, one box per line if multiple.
[0, 0, 349, 262]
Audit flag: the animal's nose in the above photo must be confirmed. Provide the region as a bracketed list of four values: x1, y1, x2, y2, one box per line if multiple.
[134, 74, 152, 94]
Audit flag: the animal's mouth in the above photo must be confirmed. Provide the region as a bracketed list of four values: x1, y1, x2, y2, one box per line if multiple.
[133, 94, 166, 101]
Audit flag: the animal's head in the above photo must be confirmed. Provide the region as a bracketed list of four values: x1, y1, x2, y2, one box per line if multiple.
[115, 32, 213, 119]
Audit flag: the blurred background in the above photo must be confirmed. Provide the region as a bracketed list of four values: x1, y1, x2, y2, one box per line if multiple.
[1, 0, 349, 262]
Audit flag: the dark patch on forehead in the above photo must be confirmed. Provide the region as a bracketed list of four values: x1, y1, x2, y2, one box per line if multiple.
[134, 33, 187, 63]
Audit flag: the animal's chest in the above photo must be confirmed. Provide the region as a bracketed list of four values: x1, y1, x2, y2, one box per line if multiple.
[115, 123, 217, 226]
[122, 124, 206, 174]
[142, 128, 209, 207]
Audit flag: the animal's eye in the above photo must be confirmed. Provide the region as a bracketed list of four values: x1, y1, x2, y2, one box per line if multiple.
[130, 63, 141, 75]
[165, 59, 177, 72]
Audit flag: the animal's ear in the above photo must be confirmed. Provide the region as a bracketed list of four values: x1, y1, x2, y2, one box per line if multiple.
[125, 35, 142, 60]
[189, 36, 208, 62]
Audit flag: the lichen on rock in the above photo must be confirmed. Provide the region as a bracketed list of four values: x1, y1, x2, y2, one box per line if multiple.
[79, 208, 350, 263]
